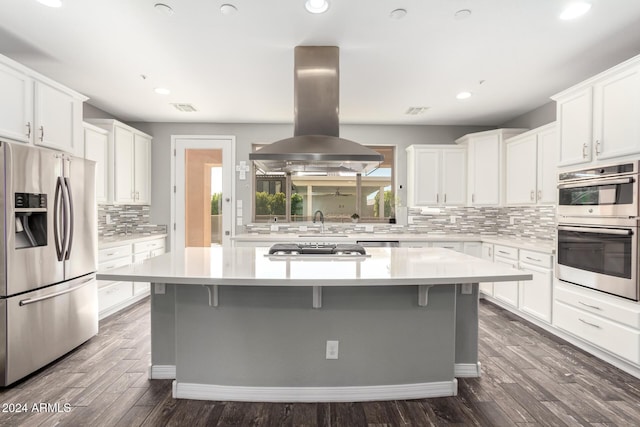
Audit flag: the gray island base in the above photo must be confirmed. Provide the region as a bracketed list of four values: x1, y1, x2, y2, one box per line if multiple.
[98, 247, 531, 402]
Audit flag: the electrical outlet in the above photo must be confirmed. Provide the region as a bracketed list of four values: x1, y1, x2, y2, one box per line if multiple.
[155, 283, 166, 294]
[461, 284, 472, 294]
[105, 214, 112, 225]
[326, 340, 339, 359]
[509, 216, 515, 225]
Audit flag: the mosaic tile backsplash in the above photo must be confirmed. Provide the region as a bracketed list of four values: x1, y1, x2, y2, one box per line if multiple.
[98, 204, 167, 238]
[244, 205, 557, 242]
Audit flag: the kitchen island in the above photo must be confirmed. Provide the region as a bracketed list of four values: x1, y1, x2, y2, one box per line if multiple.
[98, 246, 530, 402]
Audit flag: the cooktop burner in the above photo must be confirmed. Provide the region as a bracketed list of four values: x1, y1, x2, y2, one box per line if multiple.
[268, 243, 367, 256]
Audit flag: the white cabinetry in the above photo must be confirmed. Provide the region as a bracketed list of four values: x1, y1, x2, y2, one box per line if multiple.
[552, 55, 640, 167]
[83, 122, 109, 203]
[86, 119, 152, 204]
[406, 145, 466, 207]
[479, 243, 494, 296]
[518, 250, 553, 323]
[0, 53, 86, 154]
[505, 123, 558, 205]
[492, 245, 519, 307]
[97, 236, 166, 319]
[456, 129, 527, 206]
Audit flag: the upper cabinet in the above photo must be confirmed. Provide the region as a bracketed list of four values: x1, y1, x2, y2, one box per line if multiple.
[406, 145, 466, 207]
[456, 129, 527, 206]
[83, 122, 110, 203]
[0, 53, 86, 155]
[552, 55, 640, 167]
[86, 119, 152, 205]
[505, 123, 558, 205]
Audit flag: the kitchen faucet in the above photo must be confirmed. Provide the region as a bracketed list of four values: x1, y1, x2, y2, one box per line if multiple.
[312, 210, 325, 233]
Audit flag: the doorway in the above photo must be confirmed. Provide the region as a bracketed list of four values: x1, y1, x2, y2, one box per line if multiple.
[172, 136, 235, 251]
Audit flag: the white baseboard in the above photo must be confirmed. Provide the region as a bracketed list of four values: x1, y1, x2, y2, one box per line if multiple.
[454, 362, 482, 378]
[172, 379, 458, 402]
[99, 291, 149, 320]
[149, 364, 176, 380]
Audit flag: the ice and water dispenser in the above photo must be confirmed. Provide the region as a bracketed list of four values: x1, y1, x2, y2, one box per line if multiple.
[14, 192, 48, 249]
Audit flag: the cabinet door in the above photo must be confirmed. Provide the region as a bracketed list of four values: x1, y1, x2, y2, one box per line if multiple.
[0, 62, 33, 143]
[134, 134, 151, 204]
[493, 257, 519, 307]
[470, 134, 500, 205]
[536, 126, 558, 204]
[113, 126, 135, 203]
[593, 66, 640, 160]
[505, 135, 537, 205]
[84, 125, 109, 203]
[479, 243, 493, 296]
[557, 88, 593, 166]
[441, 149, 466, 205]
[34, 81, 76, 153]
[518, 263, 552, 323]
[408, 148, 440, 206]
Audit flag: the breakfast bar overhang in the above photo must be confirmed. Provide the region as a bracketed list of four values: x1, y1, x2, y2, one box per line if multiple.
[98, 246, 531, 402]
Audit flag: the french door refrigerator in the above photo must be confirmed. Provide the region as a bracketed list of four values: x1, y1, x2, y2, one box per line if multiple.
[0, 140, 98, 386]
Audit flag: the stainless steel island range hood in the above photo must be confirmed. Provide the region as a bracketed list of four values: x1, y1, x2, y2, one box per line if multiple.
[249, 46, 384, 174]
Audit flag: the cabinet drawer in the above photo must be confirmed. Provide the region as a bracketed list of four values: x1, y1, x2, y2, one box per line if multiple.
[431, 242, 463, 252]
[494, 245, 518, 260]
[555, 283, 640, 329]
[133, 238, 165, 254]
[519, 250, 552, 269]
[98, 281, 133, 313]
[554, 300, 640, 364]
[98, 244, 132, 263]
[98, 255, 132, 272]
[150, 247, 165, 257]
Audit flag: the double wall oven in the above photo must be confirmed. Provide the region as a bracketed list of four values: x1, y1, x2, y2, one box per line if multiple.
[556, 161, 640, 301]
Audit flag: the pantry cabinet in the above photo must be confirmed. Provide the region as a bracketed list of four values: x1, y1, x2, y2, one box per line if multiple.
[406, 145, 466, 207]
[455, 128, 527, 206]
[86, 119, 152, 205]
[505, 123, 558, 205]
[552, 55, 640, 167]
[0, 53, 86, 155]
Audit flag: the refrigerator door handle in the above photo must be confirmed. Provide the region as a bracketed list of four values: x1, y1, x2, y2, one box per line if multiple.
[64, 177, 74, 260]
[53, 176, 64, 261]
[60, 175, 70, 261]
[18, 276, 94, 306]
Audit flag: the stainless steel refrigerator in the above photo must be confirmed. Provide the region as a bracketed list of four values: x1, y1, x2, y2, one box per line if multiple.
[0, 140, 98, 386]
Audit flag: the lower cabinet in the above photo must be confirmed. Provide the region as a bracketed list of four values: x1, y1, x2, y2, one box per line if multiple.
[479, 243, 494, 296]
[98, 236, 166, 319]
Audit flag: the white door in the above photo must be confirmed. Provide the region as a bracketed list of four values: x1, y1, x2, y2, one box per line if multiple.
[557, 88, 593, 166]
[470, 134, 500, 205]
[113, 126, 135, 203]
[134, 134, 151, 204]
[412, 148, 439, 206]
[34, 81, 76, 153]
[173, 136, 234, 250]
[536, 126, 558, 204]
[493, 257, 519, 307]
[505, 134, 537, 205]
[441, 149, 466, 205]
[0, 62, 33, 143]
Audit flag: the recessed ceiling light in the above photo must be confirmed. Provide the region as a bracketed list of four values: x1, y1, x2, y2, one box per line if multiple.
[454, 9, 472, 20]
[456, 91, 472, 100]
[559, 2, 592, 20]
[154, 3, 174, 16]
[220, 4, 238, 15]
[305, 0, 329, 14]
[389, 9, 407, 20]
[154, 87, 171, 95]
[36, 0, 62, 7]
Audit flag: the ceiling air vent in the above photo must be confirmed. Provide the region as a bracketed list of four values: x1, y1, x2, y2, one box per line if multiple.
[405, 107, 429, 115]
[171, 103, 197, 112]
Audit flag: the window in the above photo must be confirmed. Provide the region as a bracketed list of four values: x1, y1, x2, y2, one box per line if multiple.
[253, 146, 395, 223]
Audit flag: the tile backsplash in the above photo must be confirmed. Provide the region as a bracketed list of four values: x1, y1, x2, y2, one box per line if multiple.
[98, 204, 167, 238]
[244, 205, 557, 241]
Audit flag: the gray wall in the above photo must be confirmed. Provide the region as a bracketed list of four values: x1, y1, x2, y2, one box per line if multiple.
[128, 122, 491, 243]
[83, 103, 120, 120]
[500, 101, 556, 129]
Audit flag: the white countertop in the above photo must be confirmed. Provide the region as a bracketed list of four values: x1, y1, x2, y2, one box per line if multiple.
[98, 233, 167, 249]
[97, 246, 531, 286]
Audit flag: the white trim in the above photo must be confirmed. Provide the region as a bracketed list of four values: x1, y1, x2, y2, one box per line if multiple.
[172, 379, 458, 402]
[98, 291, 149, 320]
[149, 364, 177, 380]
[454, 362, 482, 378]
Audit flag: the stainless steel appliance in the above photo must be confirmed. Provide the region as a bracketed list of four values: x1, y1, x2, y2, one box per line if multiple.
[268, 243, 367, 256]
[0, 140, 98, 386]
[557, 161, 639, 218]
[556, 216, 638, 301]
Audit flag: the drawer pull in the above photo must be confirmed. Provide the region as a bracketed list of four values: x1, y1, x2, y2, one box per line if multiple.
[497, 250, 511, 255]
[579, 318, 601, 329]
[578, 301, 601, 310]
[524, 256, 542, 262]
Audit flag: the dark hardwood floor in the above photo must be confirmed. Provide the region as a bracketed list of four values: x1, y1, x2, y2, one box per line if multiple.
[2, 298, 640, 426]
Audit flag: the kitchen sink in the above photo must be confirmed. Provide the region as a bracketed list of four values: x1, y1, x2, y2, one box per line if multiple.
[297, 234, 349, 238]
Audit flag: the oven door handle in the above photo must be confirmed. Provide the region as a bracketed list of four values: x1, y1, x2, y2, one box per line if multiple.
[557, 225, 633, 235]
[557, 176, 634, 189]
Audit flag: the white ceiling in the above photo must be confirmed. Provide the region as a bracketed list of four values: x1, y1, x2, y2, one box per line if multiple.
[2, 0, 640, 126]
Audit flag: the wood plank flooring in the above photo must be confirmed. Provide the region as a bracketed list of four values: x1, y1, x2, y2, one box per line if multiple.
[1, 298, 640, 426]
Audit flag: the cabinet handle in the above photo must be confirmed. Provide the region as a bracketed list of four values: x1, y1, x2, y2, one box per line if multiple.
[530, 190, 535, 201]
[488, 248, 492, 257]
[582, 143, 588, 159]
[39, 126, 44, 142]
[436, 193, 439, 203]
[595, 140, 601, 155]
[497, 250, 510, 255]
[26, 122, 31, 138]
[524, 256, 542, 262]
[472, 194, 475, 203]
[537, 190, 542, 201]
[578, 301, 602, 311]
[579, 318, 601, 329]
[444, 193, 447, 203]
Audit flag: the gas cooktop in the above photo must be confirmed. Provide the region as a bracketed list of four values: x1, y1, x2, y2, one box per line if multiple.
[268, 243, 367, 256]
